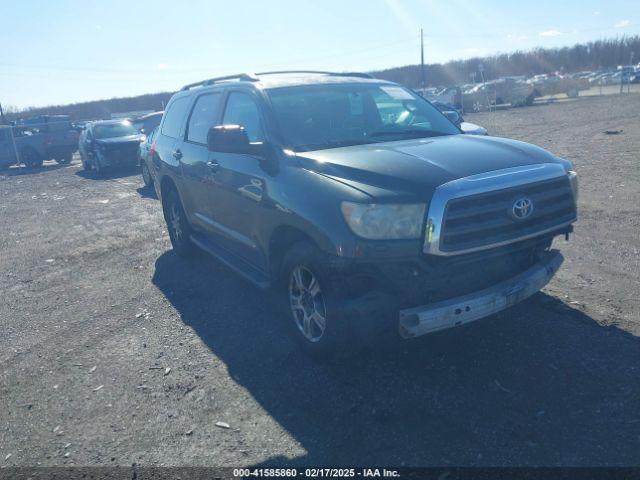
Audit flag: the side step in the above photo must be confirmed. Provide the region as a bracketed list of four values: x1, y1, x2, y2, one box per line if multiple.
[190, 233, 271, 290]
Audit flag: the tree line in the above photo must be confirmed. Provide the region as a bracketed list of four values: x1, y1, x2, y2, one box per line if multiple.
[373, 35, 640, 87]
[5, 35, 639, 122]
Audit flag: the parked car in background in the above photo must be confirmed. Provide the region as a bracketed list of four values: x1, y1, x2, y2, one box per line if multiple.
[139, 126, 158, 188]
[11, 115, 79, 167]
[528, 73, 589, 98]
[422, 86, 462, 110]
[71, 121, 89, 132]
[78, 119, 145, 176]
[489, 78, 535, 106]
[431, 101, 488, 135]
[152, 71, 577, 358]
[0, 125, 18, 169]
[131, 111, 164, 135]
[611, 71, 634, 85]
[462, 78, 535, 111]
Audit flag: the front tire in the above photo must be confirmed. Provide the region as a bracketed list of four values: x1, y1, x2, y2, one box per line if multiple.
[93, 155, 104, 177]
[567, 88, 579, 98]
[80, 152, 91, 171]
[57, 152, 72, 165]
[280, 242, 349, 359]
[163, 188, 195, 257]
[525, 93, 535, 106]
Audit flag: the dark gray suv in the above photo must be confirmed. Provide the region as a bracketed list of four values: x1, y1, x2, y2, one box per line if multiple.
[151, 71, 578, 358]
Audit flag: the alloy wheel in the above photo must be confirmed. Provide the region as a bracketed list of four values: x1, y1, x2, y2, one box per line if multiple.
[169, 201, 183, 243]
[289, 265, 327, 342]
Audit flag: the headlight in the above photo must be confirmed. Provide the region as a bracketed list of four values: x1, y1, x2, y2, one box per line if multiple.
[341, 202, 426, 240]
[568, 170, 578, 202]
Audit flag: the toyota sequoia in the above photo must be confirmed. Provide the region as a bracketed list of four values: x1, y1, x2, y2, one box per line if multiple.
[149, 71, 578, 358]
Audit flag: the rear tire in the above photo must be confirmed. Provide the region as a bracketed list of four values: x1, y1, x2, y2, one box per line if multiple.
[280, 241, 350, 360]
[21, 148, 42, 169]
[163, 188, 195, 257]
[141, 161, 153, 188]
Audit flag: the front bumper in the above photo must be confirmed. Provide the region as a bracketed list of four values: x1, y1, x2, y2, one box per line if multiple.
[398, 250, 563, 339]
[96, 150, 139, 168]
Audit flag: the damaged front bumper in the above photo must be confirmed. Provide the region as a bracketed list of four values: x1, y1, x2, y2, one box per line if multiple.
[96, 149, 139, 169]
[398, 250, 563, 339]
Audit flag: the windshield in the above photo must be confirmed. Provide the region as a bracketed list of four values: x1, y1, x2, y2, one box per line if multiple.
[93, 121, 138, 139]
[267, 83, 459, 152]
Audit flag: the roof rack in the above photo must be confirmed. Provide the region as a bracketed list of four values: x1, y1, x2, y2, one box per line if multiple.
[181, 73, 259, 91]
[256, 70, 374, 79]
[180, 70, 375, 91]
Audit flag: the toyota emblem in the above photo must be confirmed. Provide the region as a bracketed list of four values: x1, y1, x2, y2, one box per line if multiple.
[511, 197, 534, 220]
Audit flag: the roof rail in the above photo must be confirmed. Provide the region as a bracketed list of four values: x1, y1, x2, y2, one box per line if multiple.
[181, 73, 259, 91]
[255, 70, 375, 79]
[181, 71, 375, 91]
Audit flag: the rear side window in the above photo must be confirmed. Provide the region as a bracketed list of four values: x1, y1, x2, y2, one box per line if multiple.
[187, 93, 222, 144]
[161, 97, 190, 138]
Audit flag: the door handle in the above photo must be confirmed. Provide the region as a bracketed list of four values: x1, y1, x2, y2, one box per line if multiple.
[172, 149, 183, 160]
[206, 160, 219, 172]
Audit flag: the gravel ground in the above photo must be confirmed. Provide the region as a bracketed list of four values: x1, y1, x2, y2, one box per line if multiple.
[1, 93, 639, 468]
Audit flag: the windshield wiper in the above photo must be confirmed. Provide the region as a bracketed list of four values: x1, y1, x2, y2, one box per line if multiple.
[293, 139, 378, 152]
[369, 128, 451, 138]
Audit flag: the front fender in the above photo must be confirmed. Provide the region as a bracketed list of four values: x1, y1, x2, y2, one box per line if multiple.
[259, 164, 371, 260]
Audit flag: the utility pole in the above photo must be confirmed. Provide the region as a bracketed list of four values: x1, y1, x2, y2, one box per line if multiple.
[420, 28, 425, 92]
[0, 102, 6, 125]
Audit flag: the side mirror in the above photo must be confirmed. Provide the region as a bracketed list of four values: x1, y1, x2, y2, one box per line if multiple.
[443, 110, 461, 126]
[460, 122, 488, 136]
[207, 124, 262, 155]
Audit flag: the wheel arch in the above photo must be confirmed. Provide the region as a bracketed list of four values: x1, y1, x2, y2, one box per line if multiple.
[20, 145, 40, 159]
[159, 175, 180, 216]
[160, 174, 178, 199]
[268, 225, 322, 277]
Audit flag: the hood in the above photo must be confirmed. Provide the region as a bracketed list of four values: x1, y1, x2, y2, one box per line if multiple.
[95, 135, 143, 145]
[296, 134, 562, 201]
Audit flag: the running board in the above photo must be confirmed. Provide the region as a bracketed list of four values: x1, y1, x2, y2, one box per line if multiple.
[190, 233, 271, 290]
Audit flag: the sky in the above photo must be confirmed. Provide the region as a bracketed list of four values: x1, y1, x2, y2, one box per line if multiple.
[1, 0, 639, 109]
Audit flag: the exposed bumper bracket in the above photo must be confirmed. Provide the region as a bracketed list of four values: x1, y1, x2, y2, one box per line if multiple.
[398, 251, 563, 339]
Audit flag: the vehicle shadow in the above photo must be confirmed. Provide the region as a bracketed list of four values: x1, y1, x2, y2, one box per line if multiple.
[0, 161, 69, 177]
[152, 250, 640, 466]
[75, 167, 140, 181]
[136, 185, 157, 199]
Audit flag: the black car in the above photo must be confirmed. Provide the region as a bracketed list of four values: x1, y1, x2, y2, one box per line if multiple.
[12, 115, 79, 167]
[78, 120, 145, 176]
[151, 71, 578, 358]
[139, 126, 159, 188]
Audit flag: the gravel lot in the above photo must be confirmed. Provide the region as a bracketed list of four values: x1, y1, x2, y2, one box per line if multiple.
[1, 93, 639, 468]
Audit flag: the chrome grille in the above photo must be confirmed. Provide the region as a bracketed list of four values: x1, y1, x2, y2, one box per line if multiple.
[440, 176, 576, 252]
